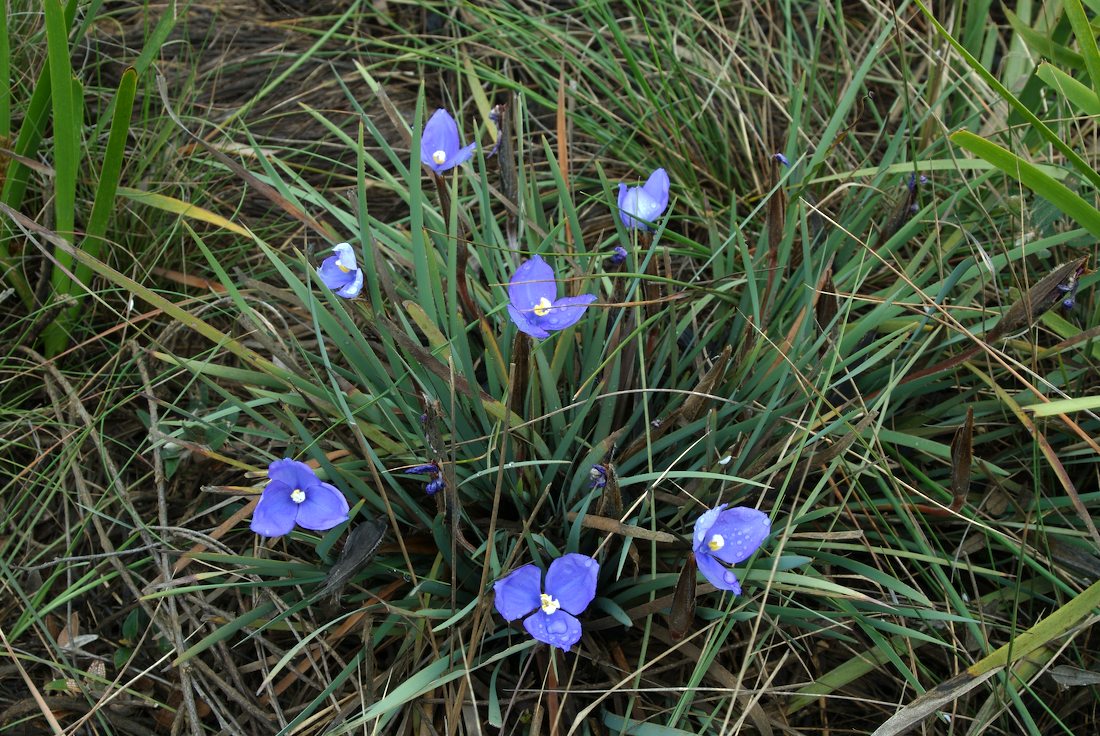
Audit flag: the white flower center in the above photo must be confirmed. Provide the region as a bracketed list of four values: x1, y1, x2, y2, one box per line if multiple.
[540, 593, 560, 614]
[291, 488, 306, 504]
[432, 150, 447, 165]
[707, 534, 724, 552]
[533, 296, 552, 317]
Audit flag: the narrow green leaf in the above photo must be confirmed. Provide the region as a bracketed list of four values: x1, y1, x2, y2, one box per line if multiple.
[48, 68, 137, 348]
[0, 0, 9, 138]
[0, 0, 77, 309]
[951, 130, 1100, 238]
[1064, 0, 1100, 96]
[1024, 395, 1100, 417]
[1006, 9, 1085, 72]
[915, 0, 1100, 191]
[1036, 62, 1100, 115]
[870, 578, 1100, 736]
[43, 0, 77, 244]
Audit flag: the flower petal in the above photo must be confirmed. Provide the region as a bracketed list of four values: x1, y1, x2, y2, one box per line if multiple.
[447, 141, 477, 169]
[523, 610, 582, 651]
[703, 506, 771, 564]
[508, 255, 556, 310]
[642, 168, 670, 215]
[250, 480, 298, 537]
[421, 109, 459, 169]
[334, 268, 363, 298]
[267, 459, 320, 492]
[333, 242, 357, 271]
[317, 257, 354, 290]
[493, 564, 542, 621]
[692, 503, 728, 553]
[632, 189, 663, 224]
[619, 186, 662, 230]
[544, 553, 599, 615]
[507, 304, 551, 339]
[695, 550, 743, 594]
[538, 294, 597, 332]
[294, 482, 350, 531]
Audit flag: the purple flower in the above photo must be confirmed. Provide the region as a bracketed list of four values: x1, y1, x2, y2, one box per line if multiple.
[617, 168, 670, 230]
[251, 459, 350, 537]
[692, 504, 770, 594]
[317, 243, 364, 298]
[421, 108, 476, 174]
[608, 246, 628, 266]
[493, 554, 599, 651]
[589, 464, 607, 489]
[506, 255, 597, 339]
[406, 462, 445, 495]
[773, 153, 790, 167]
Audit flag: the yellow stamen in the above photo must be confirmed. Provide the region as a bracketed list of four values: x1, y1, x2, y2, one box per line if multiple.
[291, 488, 306, 504]
[337, 262, 350, 273]
[707, 534, 724, 552]
[540, 593, 560, 614]
[533, 296, 552, 317]
[432, 150, 447, 165]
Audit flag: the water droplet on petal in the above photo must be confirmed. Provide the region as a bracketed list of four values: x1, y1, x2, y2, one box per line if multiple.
[723, 570, 737, 585]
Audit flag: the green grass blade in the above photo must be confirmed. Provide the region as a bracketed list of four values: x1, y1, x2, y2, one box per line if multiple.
[47, 68, 137, 345]
[951, 130, 1100, 238]
[916, 0, 1100, 191]
[1036, 61, 1100, 115]
[1063, 0, 1100, 95]
[0, 0, 9, 139]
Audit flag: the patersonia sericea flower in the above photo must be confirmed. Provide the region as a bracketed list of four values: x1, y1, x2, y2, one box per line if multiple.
[692, 504, 770, 594]
[317, 243, 364, 298]
[506, 255, 596, 339]
[421, 108, 476, 174]
[251, 459, 350, 537]
[618, 168, 670, 230]
[494, 553, 599, 651]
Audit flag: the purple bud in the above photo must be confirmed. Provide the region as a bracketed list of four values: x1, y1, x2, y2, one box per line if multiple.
[589, 464, 607, 489]
[609, 246, 628, 266]
[773, 153, 790, 167]
[425, 478, 446, 495]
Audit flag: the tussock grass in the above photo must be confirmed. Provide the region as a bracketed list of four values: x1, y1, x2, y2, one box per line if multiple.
[1, 1, 1098, 734]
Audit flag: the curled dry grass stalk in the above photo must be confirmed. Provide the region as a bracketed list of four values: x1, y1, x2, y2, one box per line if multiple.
[0, 1, 1098, 734]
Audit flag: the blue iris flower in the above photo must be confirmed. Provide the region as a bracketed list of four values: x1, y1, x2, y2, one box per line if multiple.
[317, 243, 364, 298]
[692, 504, 770, 594]
[421, 108, 477, 174]
[617, 168, 670, 230]
[250, 459, 350, 537]
[493, 553, 599, 652]
[506, 255, 597, 339]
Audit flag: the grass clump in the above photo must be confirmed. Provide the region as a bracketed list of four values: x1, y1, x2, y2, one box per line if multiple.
[1, 1, 1098, 734]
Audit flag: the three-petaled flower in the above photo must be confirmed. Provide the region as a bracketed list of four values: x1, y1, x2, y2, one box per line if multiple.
[317, 243, 364, 298]
[251, 459, 351, 537]
[618, 168, 670, 230]
[421, 108, 476, 174]
[493, 553, 599, 651]
[692, 504, 770, 594]
[506, 255, 596, 339]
